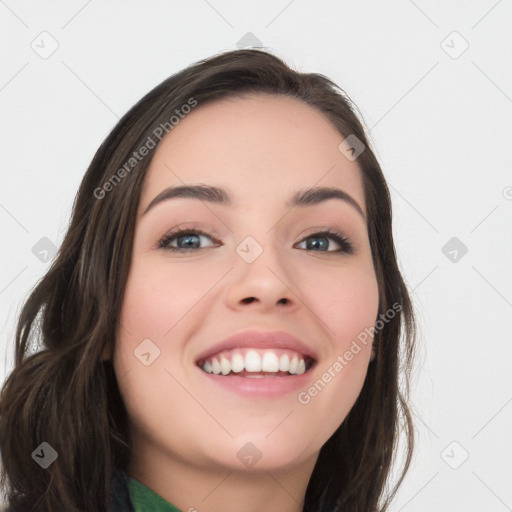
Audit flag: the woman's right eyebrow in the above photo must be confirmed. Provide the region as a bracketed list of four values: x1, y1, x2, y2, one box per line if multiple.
[142, 184, 366, 221]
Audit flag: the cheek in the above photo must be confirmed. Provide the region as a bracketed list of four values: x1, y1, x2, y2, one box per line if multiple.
[295, 264, 379, 426]
[113, 260, 210, 453]
[304, 264, 380, 345]
[119, 257, 218, 337]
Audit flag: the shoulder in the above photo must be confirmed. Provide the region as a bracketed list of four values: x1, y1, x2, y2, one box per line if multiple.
[111, 468, 136, 512]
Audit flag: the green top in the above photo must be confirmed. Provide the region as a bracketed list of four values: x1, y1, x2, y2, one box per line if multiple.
[127, 476, 182, 512]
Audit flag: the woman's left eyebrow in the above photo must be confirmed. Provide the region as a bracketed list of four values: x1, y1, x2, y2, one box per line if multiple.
[142, 184, 366, 221]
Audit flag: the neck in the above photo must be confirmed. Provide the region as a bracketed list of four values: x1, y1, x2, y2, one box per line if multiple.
[127, 437, 319, 512]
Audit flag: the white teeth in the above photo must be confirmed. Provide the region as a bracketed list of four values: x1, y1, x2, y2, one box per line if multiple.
[200, 349, 310, 376]
[220, 356, 231, 375]
[231, 353, 244, 373]
[245, 350, 262, 372]
[296, 359, 306, 375]
[278, 354, 290, 372]
[212, 358, 221, 375]
[261, 352, 279, 372]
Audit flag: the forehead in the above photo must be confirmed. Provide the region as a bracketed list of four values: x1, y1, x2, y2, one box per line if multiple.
[139, 94, 366, 215]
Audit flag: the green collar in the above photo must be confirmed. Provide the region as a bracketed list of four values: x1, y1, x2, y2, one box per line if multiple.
[127, 476, 182, 512]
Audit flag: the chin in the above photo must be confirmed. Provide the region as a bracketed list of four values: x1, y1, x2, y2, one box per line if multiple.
[199, 433, 317, 473]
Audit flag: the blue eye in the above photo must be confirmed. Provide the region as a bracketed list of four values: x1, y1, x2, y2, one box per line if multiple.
[157, 228, 354, 254]
[157, 229, 218, 252]
[295, 230, 354, 254]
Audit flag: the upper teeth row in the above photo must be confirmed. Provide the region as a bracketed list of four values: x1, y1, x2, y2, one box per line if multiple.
[201, 350, 307, 375]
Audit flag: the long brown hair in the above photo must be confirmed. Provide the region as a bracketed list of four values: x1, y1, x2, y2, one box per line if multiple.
[0, 48, 416, 512]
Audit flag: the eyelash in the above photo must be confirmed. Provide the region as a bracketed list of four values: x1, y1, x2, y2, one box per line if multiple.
[156, 227, 354, 254]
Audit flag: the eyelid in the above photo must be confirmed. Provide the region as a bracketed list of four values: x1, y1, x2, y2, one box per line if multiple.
[297, 225, 352, 243]
[162, 222, 219, 237]
[298, 225, 347, 238]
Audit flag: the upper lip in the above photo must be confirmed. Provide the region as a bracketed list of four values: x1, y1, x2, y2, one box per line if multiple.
[194, 329, 319, 365]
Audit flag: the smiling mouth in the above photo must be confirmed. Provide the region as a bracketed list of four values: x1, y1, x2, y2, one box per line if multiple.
[196, 348, 316, 377]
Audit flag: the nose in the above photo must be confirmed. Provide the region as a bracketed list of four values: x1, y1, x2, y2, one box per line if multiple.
[225, 239, 300, 313]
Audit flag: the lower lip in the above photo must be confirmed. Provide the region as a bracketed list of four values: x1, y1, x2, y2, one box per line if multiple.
[198, 368, 314, 397]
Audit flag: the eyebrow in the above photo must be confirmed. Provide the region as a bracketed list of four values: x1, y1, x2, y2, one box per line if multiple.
[142, 184, 366, 220]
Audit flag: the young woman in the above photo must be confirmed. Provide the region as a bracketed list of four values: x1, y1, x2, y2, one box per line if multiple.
[0, 48, 416, 512]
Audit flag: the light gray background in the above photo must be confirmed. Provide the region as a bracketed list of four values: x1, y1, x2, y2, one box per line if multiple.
[1, 1, 511, 510]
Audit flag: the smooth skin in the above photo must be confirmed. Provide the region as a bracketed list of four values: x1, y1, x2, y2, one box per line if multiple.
[103, 94, 380, 512]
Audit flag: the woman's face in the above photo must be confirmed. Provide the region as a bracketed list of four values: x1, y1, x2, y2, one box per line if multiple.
[111, 94, 379, 475]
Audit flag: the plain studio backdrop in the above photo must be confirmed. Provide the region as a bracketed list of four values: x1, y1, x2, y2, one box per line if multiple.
[0, 1, 511, 510]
